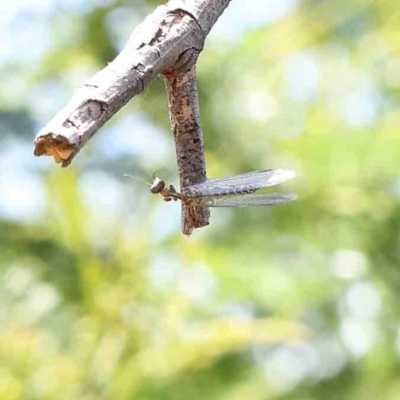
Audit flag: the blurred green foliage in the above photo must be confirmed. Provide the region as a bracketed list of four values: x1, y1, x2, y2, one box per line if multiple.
[2, 0, 400, 399]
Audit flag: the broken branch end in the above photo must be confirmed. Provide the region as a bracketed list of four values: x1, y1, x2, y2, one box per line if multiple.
[34, 134, 76, 167]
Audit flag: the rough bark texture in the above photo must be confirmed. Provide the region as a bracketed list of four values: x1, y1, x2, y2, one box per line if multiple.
[33, 0, 231, 167]
[163, 65, 210, 235]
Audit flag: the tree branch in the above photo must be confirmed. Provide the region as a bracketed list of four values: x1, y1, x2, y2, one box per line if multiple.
[163, 65, 210, 235]
[33, 0, 231, 167]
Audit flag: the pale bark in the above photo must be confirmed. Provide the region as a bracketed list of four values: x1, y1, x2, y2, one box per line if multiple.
[33, 0, 231, 167]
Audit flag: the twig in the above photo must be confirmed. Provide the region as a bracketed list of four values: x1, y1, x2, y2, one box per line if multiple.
[163, 64, 210, 235]
[33, 0, 231, 167]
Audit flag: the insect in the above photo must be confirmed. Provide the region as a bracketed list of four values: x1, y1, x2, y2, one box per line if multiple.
[151, 168, 297, 234]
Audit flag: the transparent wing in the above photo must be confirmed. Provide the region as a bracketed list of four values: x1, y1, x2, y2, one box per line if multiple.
[197, 193, 297, 208]
[183, 169, 295, 198]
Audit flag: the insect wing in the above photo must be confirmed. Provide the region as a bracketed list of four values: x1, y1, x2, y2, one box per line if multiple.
[198, 193, 297, 207]
[183, 169, 295, 198]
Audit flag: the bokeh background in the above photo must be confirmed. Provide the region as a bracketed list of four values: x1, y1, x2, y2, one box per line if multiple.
[2, 0, 400, 399]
